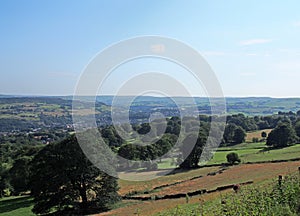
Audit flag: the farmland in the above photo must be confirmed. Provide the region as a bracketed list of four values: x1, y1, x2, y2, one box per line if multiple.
[208, 143, 300, 165]
[1, 96, 300, 134]
[157, 172, 300, 215]
[2, 97, 300, 215]
[149, 141, 300, 168]
[96, 138, 300, 216]
[1, 140, 300, 215]
[245, 129, 272, 142]
[98, 161, 300, 216]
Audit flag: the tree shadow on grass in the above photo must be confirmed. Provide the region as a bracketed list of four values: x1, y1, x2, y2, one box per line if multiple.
[258, 145, 290, 153]
[0, 196, 33, 214]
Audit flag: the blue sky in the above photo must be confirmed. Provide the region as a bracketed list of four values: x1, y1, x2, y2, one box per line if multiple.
[1, 0, 300, 97]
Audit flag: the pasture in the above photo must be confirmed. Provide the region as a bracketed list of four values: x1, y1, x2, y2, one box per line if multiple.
[245, 129, 272, 142]
[0, 196, 34, 216]
[3, 134, 300, 216]
[100, 138, 300, 215]
[156, 142, 300, 168]
[208, 143, 300, 165]
[99, 161, 300, 216]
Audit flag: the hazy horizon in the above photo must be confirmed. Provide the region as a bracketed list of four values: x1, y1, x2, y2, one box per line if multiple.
[2, 93, 300, 99]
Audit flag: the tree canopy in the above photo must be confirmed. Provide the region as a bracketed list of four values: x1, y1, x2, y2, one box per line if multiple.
[266, 123, 297, 148]
[29, 135, 119, 215]
[223, 123, 246, 144]
[179, 128, 208, 169]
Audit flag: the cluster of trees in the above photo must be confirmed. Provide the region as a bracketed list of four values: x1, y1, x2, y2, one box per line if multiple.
[262, 111, 300, 148]
[116, 118, 210, 170]
[222, 111, 300, 146]
[0, 134, 120, 215]
[0, 139, 43, 198]
[222, 124, 246, 145]
[266, 123, 298, 147]
[118, 134, 177, 160]
[0, 122, 146, 200]
[226, 112, 300, 132]
[2, 110, 300, 214]
[98, 112, 300, 170]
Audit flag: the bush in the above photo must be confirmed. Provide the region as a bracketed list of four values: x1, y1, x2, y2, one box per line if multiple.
[226, 152, 241, 165]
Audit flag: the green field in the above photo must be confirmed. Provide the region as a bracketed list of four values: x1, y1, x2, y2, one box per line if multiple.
[2, 141, 300, 215]
[156, 142, 300, 168]
[0, 196, 34, 216]
[208, 143, 300, 165]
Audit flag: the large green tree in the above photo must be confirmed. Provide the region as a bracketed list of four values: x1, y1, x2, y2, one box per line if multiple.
[266, 123, 297, 148]
[233, 127, 246, 144]
[29, 134, 119, 215]
[223, 123, 246, 144]
[179, 129, 208, 169]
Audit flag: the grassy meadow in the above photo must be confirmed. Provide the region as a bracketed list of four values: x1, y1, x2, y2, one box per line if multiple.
[0, 196, 34, 216]
[2, 130, 300, 216]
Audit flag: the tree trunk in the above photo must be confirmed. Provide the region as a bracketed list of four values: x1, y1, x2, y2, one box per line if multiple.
[80, 177, 88, 210]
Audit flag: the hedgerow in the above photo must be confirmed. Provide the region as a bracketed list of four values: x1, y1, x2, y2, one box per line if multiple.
[157, 173, 300, 216]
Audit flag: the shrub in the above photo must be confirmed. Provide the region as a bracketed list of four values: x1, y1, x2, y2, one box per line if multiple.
[226, 152, 241, 165]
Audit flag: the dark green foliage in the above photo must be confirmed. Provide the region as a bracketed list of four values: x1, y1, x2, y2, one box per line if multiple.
[118, 133, 177, 162]
[101, 126, 124, 147]
[179, 128, 208, 169]
[266, 123, 297, 148]
[294, 120, 300, 138]
[233, 127, 246, 144]
[137, 123, 151, 134]
[0, 142, 42, 197]
[223, 124, 246, 144]
[0, 164, 11, 197]
[166, 117, 181, 136]
[118, 144, 139, 160]
[226, 152, 241, 165]
[29, 135, 119, 215]
[9, 156, 31, 195]
[154, 133, 177, 157]
[261, 131, 267, 138]
[223, 124, 237, 144]
[227, 113, 258, 131]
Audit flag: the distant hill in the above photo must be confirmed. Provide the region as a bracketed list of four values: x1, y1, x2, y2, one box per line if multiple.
[0, 96, 109, 133]
[2, 95, 300, 115]
[92, 95, 300, 116]
[1, 95, 300, 133]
